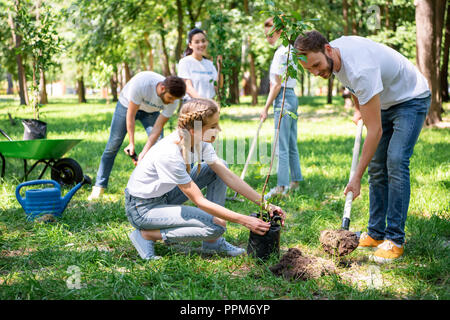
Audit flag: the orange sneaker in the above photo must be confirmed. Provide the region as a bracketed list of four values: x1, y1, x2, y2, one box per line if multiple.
[358, 232, 384, 249]
[370, 240, 404, 264]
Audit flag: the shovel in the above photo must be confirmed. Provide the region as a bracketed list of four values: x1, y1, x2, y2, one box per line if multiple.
[227, 119, 264, 202]
[341, 119, 364, 232]
[319, 119, 364, 256]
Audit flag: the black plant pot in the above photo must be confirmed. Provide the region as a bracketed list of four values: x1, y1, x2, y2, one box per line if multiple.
[247, 212, 281, 261]
[22, 119, 47, 140]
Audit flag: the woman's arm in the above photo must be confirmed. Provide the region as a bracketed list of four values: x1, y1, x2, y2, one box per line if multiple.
[208, 160, 286, 225]
[260, 74, 282, 122]
[177, 180, 271, 235]
[185, 79, 202, 99]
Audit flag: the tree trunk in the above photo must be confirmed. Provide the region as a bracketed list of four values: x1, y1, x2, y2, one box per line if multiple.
[6, 73, 14, 94]
[244, 1, 258, 105]
[144, 33, 154, 71]
[139, 44, 147, 71]
[39, 70, 48, 104]
[8, 10, 28, 105]
[415, 0, 445, 125]
[343, 0, 349, 35]
[123, 62, 131, 83]
[110, 72, 118, 102]
[158, 18, 171, 76]
[229, 55, 240, 104]
[441, 1, 450, 102]
[174, 0, 184, 64]
[258, 70, 270, 95]
[327, 76, 334, 104]
[351, 0, 358, 35]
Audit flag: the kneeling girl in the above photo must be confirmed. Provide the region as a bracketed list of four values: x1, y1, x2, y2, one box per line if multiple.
[124, 98, 285, 259]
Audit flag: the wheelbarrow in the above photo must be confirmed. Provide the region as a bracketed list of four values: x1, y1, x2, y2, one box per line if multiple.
[0, 128, 84, 185]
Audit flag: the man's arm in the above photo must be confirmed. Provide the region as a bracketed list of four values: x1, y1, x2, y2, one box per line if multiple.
[260, 74, 282, 122]
[344, 94, 383, 199]
[124, 101, 140, 158]
[137, 114, 169, 163]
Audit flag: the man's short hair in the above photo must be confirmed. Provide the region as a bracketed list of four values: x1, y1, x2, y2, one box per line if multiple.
[294, 30, 329, 54]
[162, 76, 186, 98]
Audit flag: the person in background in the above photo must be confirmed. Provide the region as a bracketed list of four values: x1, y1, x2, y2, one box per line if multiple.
[177, 28, 222, 100]
[260, 17, 304, 200]
[88, 71, 186, 200]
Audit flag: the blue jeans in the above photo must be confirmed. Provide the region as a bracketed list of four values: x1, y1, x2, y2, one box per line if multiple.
[94, 101, 162, 188]
[367, 95, 431, 245]
[124, 161, 227, 243]
[273, 87, 303, 187]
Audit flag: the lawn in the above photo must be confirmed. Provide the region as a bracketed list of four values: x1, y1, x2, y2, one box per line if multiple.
[0, 95, 449, 300]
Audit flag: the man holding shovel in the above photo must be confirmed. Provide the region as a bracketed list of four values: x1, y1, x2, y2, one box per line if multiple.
[88, 71, 186, 200]
[294, 31, 430, 263]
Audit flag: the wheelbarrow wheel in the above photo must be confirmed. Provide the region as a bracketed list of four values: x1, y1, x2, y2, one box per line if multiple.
[51, 158, 83, 185]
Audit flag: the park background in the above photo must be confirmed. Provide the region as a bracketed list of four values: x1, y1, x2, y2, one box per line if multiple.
[0, 0, 449, 300]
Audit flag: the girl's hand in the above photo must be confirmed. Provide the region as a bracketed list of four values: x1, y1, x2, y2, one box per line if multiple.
[244, 216, 271, 235]
[267, 204, 286, 227]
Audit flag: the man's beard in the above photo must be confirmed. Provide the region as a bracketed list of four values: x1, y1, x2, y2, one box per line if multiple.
[325, 54, 334, 78]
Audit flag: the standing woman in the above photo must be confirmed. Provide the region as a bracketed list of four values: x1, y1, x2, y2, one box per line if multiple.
[260, 17, 304, 199]
[178, 28, 222, 100]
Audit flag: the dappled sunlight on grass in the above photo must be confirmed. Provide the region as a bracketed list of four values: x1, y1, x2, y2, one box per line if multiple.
[0, 95, 448, 299]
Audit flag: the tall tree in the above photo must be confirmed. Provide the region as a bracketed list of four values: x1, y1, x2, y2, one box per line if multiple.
[441, 1, 450, 102]
[8, 0, 28, 105]
[415, 0, 446, 125]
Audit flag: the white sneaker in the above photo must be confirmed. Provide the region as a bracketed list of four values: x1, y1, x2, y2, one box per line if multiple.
[201, 237, 246, 257]
[264, 186, 289, 200]
[87, 186, 104, 201]
[128, 229, 161, 260]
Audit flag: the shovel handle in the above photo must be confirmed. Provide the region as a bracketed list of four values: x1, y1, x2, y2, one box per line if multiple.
[341, 120, 364, 228]
[232, 120, 264, 200]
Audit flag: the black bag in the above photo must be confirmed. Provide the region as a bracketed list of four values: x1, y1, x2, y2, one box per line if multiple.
[22, 119, 47, 140]
[247, 213, 281, 261]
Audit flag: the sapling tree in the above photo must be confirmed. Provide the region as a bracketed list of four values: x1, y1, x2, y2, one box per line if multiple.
[259, 1, 312, 219]
[16, 1, 62, 120]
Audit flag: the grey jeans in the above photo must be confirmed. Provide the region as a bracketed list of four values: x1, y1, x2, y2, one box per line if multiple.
[124, 161, 227, 243]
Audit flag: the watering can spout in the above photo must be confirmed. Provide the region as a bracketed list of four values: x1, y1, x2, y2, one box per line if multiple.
[61, 175, 92, 211]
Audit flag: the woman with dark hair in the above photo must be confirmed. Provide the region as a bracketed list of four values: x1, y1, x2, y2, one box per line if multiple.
[177, 28, 221, 100]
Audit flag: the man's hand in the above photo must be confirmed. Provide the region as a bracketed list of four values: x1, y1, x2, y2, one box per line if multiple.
[344, 176, 361, 200]
[352, 109, 362, 125]
[124, 144, 137, 166]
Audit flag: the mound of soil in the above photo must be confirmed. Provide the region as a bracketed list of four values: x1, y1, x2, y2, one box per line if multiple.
[269, 248, 335, 281]
[319, 229, 359, 256]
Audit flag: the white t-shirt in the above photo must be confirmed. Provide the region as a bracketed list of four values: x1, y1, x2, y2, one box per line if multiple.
[118, 71, 179, 117]
[270, 44, 297, 88]
[330, 36, 430, 109]
[177, 55, 218, 99]
[127, 131, 219, 199]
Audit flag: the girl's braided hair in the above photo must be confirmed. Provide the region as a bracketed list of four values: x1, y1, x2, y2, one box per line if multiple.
[177, 98, 220, 175]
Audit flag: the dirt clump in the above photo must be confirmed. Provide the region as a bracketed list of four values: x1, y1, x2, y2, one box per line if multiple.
[319, 229, 359, 256]
[269, 248, 335, 281]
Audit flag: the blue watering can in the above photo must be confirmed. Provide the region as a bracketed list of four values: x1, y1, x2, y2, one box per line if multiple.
[16, 175, 92, 221]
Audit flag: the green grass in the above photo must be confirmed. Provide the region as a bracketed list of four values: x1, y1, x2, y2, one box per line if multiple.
[0, 94, 448, 300]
